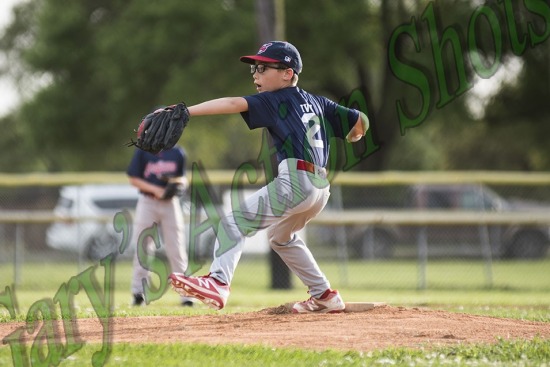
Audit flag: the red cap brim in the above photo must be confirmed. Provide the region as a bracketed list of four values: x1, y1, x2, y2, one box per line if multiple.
[240, 55, 280, 64]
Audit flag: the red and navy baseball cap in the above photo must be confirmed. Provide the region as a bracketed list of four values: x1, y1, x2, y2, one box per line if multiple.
[240, 41, 303, 75]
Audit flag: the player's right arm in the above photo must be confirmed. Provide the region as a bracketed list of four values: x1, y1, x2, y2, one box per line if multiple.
[128, 176, 165, 199]
[188, 97, 248, 116]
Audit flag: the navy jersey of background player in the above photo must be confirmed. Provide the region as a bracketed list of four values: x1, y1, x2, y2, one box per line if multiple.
[127, 147, 186, 187]
[241, 86, 360, 167]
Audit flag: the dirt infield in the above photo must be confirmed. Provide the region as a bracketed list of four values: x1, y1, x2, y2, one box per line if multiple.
[2, 305, 549, 351]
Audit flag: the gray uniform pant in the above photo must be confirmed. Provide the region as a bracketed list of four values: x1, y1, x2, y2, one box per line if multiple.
[210, 158, 331, 298]
[131, 195, 188, 295]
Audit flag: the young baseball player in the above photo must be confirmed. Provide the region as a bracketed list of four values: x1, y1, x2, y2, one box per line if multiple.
[170, 41, 369, 313]
[127, 146, 195, 306]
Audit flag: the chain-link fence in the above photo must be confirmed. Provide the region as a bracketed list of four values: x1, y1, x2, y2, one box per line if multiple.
[1, 172, 549, 292]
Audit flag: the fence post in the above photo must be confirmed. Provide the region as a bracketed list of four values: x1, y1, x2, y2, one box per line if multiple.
[479, 225, 494, 288]
[363, 227, 375, 259]
[331, 184, 348, 286]
[76, 186, 86, 271]
[270, 250, 292, 289]
[476, 184, 494, 288]
[417, 226, 428, 290]
[14, 223, 23, 286]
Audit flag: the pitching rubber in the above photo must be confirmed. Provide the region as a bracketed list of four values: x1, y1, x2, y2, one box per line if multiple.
[284, 301, 386, 313]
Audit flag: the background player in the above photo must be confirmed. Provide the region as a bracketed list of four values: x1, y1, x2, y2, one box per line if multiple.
[127, 145, 194, 306]
[170, 41, 369, 313]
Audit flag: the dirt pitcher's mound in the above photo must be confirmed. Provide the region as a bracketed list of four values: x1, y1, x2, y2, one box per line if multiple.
[1, 306, 549, 351]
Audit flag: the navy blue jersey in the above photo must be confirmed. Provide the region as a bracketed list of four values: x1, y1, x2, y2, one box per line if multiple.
[127, 147, 186, 187]
[241, 87, 359, 167]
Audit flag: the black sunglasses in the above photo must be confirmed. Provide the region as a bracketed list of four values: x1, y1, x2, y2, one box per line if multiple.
[250, 64, 289, 74]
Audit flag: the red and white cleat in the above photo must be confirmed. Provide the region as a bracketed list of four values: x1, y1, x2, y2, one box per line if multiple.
[292, 289, 345, 314]
[169, 273, 230, 310]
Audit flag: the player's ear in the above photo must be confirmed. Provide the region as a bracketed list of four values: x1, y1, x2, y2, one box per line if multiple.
[283, 68, 293, 81]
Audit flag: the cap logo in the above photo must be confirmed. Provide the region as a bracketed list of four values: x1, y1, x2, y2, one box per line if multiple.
[257, 43, 272, 54]
[284, 56, 291, 63]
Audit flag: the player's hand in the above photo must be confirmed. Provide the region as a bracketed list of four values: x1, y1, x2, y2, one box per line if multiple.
[346, 112, 369, 143]
[346, 134, 363, 143]
[152, 187, 166, 200]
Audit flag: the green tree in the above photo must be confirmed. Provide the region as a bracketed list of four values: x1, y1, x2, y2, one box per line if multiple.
[1, 0, 548, 173]
[1, 0, 258, 171]
[387, 0, 550, 171]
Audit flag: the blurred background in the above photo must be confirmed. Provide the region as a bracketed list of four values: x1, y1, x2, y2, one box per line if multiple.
[0, 0, 549, 298]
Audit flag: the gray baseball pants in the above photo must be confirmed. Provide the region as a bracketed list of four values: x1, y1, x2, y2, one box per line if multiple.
[209, 158, 332, 298]
[131, 195, 188, 295]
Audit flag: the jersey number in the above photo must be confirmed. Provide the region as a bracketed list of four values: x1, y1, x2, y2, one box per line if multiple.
[301, 113, 324, 149]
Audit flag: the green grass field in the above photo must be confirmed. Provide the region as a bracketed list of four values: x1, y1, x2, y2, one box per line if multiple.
[1, 258, 549, 366]
[1, 338, 548, 367]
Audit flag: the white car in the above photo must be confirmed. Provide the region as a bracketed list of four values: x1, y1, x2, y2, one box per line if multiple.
[46, 184, 139, 260]
[46, 185, 296, 261]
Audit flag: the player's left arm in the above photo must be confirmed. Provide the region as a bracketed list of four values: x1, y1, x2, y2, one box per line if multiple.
[346, 111, 370, 143]
[188, 97, 249, 116]
[171, 175, 189, 191]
